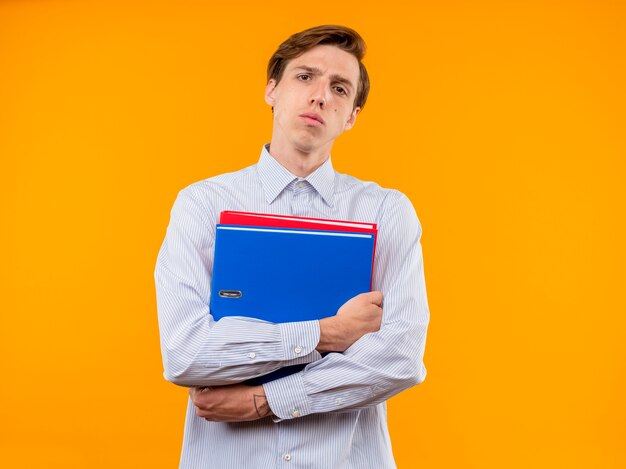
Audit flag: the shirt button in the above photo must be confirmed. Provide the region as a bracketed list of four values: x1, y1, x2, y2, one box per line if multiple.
[294, 346, 302, 354]
[247, 352, 256, 359]
[296, 181, 306, 187]
[335, 398, 344, 406]
[283, 453, 291, 461]
[291, 410, 301, 418]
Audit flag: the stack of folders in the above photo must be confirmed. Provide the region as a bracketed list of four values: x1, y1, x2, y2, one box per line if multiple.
[209, 211, 378, 385]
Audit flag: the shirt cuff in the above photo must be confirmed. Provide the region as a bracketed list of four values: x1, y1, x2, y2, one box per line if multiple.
[278, 320, 321, 361]
[263, 371, 311, 420]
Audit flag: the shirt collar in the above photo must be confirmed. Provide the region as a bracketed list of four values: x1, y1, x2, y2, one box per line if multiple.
[257, 144, 336, 207]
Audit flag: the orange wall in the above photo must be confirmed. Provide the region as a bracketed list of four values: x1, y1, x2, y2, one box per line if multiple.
[1, 1, 624, 467]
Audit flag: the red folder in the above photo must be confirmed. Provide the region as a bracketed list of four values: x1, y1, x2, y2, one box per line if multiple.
[219, 211, 378, 286]
[220, 211, 377, 233]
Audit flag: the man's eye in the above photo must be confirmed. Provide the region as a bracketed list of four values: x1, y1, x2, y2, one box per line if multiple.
[334, 86, 347, 95]
[298, 74, 311, 81]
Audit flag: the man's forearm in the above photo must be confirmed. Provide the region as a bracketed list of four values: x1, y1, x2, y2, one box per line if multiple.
[190, 384, 274, 422]
[159, 307, 321, 387]
[317, 291, 383, 352]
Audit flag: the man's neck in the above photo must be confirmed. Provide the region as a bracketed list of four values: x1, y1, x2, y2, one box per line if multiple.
[267, 141, 330, 178]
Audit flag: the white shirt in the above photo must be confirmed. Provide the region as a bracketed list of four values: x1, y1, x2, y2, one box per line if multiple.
[155, 145, 430, 468]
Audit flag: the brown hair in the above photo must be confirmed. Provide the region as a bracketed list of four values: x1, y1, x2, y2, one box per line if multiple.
[267, 25, 370, 109]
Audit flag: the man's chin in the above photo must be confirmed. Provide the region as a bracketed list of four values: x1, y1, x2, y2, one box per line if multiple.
[292, 132, 334, 153]
[291, 136, 318, 153]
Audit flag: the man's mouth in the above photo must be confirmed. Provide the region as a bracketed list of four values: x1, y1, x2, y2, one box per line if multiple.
[299, 113, 325, 125]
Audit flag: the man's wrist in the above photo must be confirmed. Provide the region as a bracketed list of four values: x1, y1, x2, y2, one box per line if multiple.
[317, 317, 338, 352]
[252, 386, 273, 418]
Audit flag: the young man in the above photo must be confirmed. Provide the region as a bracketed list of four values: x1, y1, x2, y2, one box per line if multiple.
[155, 25, 429, 468]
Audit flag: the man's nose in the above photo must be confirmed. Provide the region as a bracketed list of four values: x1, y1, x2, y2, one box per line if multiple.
[310, 82, 329, 108]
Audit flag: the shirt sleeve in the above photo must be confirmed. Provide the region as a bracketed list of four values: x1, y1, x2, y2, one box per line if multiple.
[155, 186, 322, 387]
[263, 190, 430, 419]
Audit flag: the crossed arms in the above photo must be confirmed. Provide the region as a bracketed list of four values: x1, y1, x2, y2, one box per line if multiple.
[155, 185, 429, 422]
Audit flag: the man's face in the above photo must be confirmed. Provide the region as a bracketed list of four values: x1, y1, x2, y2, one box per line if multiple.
[265, 45, 361, 155]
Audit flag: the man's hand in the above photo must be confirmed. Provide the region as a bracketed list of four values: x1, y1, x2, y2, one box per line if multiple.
[189, 384, 273, 422]
[317, 291, 383, 352]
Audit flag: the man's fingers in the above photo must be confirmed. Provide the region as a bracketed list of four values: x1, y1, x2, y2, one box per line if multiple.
[190, 386, 215, 409]
[364, 290, 383, 306]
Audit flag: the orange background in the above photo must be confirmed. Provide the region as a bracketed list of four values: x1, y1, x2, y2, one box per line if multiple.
[1, 1, 624, 467]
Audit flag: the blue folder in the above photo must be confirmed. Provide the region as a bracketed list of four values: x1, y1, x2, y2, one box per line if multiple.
[209, 224, 375, 385]
[210, 224, 375, 323]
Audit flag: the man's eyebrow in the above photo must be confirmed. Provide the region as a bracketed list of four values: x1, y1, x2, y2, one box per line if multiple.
[293, 65, 355, 92]
[329, 74, 355, 91]
[293, 65, 323, 75]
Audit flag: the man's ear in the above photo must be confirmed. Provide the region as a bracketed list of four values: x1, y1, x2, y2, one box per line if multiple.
[344, 106, 361, 131]
[265, 79, 277, 107]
